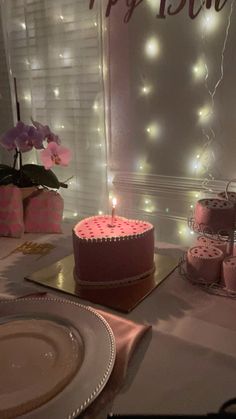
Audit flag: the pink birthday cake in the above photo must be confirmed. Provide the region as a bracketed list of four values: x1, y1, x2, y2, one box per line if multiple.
[186, 245, 223, 284]
[222, 256, 236, 291]
[194, 198, 235, 233]
[73, 215, 155, 285]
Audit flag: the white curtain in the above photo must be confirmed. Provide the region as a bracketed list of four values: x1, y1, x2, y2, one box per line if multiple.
[0, 4, 13, 165]
[1, 0, 108, 219]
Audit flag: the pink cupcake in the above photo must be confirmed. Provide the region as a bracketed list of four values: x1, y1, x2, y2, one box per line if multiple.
[194, 199, 235, 233]
[222, 256, 236, 291]
[196, 236, 227, 257]
[186, 245, 223, 284]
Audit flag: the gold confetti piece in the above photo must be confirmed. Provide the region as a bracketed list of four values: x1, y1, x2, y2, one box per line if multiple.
[1, 242, 56, 259]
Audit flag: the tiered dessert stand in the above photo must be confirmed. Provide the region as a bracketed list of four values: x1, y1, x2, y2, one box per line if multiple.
[179, 180, 236, 299]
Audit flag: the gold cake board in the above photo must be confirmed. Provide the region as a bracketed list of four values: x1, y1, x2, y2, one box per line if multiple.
[25, 253, 178, 313]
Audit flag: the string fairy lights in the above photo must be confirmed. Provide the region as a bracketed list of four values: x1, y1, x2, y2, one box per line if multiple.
[192, 0, 235, 190]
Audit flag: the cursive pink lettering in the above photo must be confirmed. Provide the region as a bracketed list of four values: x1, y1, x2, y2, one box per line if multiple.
[89, 0, 95, 10]
[188, 0, 205, 19]
[106, 0, 119, 17]
[89, 0, 229, 21]
[156, 0, 167, 18]
[167, 0, 186, 16]
[206, 0, 213, 9]
[215, 0, 228, 11]
[124, 0, 144, 23]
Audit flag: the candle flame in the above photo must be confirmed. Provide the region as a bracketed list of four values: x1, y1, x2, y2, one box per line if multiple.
[112, 197, 117, 208]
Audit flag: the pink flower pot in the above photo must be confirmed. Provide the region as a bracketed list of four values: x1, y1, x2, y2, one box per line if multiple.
[0, 185, 24, 237]
[24, 189, 64, 233]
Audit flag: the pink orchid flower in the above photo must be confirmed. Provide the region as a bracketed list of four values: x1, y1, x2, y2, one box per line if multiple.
[41, 141, 71, 170]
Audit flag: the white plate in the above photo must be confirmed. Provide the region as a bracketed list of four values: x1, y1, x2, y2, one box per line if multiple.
[0, 297, 116, 419]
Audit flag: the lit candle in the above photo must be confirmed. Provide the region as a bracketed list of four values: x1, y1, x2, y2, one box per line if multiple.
[111, 197, 117, 226]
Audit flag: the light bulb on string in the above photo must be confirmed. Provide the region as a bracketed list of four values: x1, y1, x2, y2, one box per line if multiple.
[198, 105, 212, 124]
[136, 158, 151, 173]
[200, 10, 219, 34]
[192, 59, 207, 81]
[145, 37, 160, 59]
[141, 85, 152, 95]
[53, 88, 60, 98]
[145, 122, 161, 141]
[24, 94, 31, 102]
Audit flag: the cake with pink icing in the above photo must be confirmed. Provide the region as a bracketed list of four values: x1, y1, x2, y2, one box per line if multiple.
[73, 215, 155, 285]
[196, 236, 227, 256]
[194, 198, 235, 233]
[186, 245, 223, 284]
[222, 256, 236, 291]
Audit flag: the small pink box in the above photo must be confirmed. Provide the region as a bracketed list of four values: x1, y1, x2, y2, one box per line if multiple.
[0, 185, 24, 237]
[24, 190, 64, 233]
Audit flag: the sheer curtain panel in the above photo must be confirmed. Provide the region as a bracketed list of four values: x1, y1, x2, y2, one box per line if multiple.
[1, 0, 108, 219]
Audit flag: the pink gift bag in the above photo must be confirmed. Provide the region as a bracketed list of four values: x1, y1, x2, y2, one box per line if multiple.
[24, 190, 64, 233]
[0, 185, 24, 237]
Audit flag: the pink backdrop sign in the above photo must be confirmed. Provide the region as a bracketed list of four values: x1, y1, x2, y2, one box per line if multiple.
[89, 0, 228, 22]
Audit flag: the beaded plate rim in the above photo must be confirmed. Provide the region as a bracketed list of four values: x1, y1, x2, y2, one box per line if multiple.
[0, 297, 116, 419]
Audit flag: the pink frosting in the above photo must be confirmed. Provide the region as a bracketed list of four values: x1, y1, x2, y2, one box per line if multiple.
[186, 245, 223, 284]
[74, 216, 153, 240]
[222, 256, 236, 291]
[196, 236, 227, 256]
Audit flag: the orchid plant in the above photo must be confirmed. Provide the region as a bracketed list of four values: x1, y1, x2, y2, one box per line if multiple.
[0, 119, 71, 189]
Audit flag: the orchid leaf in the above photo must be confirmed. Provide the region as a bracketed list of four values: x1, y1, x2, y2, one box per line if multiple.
[0, 166, 16, 185]
[22, 164, 60, 189]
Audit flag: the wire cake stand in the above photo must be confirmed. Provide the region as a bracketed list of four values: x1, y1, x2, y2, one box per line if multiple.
[182, 179, 236, 299]
[179, 253, 236, 299]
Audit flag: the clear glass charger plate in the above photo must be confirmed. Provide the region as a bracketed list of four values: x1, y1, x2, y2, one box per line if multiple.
[0, 297, 116, 419]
